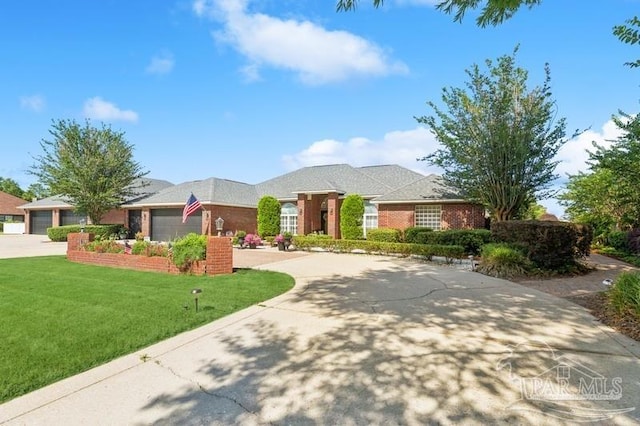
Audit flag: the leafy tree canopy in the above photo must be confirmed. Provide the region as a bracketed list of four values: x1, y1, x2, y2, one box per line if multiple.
[418, 48, 567, 221]
[336, 0, 542, 27]
[0, 178, 25, 199]
[30, 119, 148, 224]
[561, 112, 640, 232]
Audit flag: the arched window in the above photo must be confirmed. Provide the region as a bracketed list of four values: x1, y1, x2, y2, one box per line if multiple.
[280, 203, 298, 235]
[363, 201, 378, 238]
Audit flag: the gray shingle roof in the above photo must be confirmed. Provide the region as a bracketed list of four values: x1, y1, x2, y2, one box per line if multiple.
[255, 164, 415, 200]
[372, 174, 463, 203]
[126, 177, 259, 208]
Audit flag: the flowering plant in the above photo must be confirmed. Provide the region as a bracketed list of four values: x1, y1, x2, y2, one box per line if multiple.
[244, 233, 262, 246]
[274, 234, 284, 243]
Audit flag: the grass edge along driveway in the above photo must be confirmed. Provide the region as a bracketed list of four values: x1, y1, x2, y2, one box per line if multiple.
[0, 256, 294, 404]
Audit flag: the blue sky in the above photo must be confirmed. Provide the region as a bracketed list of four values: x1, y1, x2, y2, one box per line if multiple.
[1, 0, 638, 216]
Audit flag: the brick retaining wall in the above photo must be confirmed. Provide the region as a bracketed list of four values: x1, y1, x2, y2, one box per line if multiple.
[66, 233, 232, 275]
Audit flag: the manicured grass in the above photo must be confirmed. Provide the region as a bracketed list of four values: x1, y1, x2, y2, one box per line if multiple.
[0, 256, 294, 403]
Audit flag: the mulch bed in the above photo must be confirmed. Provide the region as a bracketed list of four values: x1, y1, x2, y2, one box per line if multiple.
[565, 292, 640, 342]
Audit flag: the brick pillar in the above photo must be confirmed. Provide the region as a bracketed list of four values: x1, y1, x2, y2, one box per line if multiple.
[67, 232, 94, 253]
[141, 209, 151, 238]
[206, 236, 233, 275]
[327, 193, 340, 239]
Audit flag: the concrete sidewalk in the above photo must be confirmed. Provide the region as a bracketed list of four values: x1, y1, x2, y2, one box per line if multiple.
[1, 251, 639, 425]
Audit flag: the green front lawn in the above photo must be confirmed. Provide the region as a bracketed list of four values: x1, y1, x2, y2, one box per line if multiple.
[0, 256, 294, 403]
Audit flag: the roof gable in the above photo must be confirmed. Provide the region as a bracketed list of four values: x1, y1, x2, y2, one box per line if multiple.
[0, 191, 28, 215]
[372, 175, 463, 203]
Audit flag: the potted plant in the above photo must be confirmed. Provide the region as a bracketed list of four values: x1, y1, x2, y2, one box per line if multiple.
[275, 234, 286, 251]
[236, 230, 247, 247]
[244, 233, 261, 249]
[283, 231, 293, 250]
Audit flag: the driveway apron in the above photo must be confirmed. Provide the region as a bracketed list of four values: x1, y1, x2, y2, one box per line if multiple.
[1, 252, 639, 425]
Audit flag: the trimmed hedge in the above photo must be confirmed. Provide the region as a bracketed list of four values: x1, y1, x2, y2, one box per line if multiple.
[293, 235, 465, 261]
[257, 196, 281, 237]
[491, 220, 592, 270]
[366, 228, 402, 243]
[47, 224, 121, 242]
[411, 229, 492, 255]
[404, 227, 432, 243]
[340, 194, 365, 240]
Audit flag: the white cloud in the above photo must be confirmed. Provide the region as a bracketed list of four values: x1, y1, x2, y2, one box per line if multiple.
[193, 0, 408, 85]
[282, 127, 441, 174]
[20, 95, 45, 112]
[554, 119, 622, 177]
[145, 52, 175, 75]
[83, 97, 139, 123]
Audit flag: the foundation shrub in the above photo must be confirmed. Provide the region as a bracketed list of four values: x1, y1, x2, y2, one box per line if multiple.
[366, 228, 402, 243]
[412, 229, 492, 254]
[340, 194, 365, 240]
[404, 227, 433, 244]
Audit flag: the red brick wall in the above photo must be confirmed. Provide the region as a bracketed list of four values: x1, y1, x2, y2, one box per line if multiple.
[378, 204, 415, 230]
[441, 203, 486, 229]
[378, 203, 485, 230]
[204, 206, 257, 236]
[66, 233, 233, 276]
[101, 208, 126, 225]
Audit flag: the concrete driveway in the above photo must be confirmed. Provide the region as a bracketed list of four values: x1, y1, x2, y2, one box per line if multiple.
[1, 239, 639, 424]
[0, 234, 67, 258]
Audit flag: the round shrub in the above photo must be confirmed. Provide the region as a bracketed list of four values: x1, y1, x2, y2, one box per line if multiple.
[404, 227, 433, 244]
[477, 243, 531, 279]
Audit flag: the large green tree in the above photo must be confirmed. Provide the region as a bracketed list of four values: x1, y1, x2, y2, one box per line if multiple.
[0, 178, 25, 199]
[418, 49, 567, 221]
[30, 119, 147, 224]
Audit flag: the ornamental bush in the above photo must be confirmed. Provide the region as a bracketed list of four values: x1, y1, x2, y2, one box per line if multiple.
[410, 229, 492, 254]
[340, 194, 365, 240]
[257, 196, 281, 237]
[477, 243, 532, 278]
[609, 271, 640, 317]
[171, 233, 207, 271]
[491, 220, 592, 270]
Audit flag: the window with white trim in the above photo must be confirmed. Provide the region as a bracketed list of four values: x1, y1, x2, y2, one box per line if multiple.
[363, 201, 378, 238]
[280, 203, 298, 235]
[415, 205, 441, 230]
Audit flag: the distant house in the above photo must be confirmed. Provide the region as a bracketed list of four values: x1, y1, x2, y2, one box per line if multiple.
[19, 178, 173, 235]
[20, 164, 486, 240]
[0, 191, 26, 223]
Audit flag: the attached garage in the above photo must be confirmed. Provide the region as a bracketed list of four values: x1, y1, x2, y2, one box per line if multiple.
[150, 208, 201, 242]
[60, 210, 86, 226]
[30, 210, 53, 235]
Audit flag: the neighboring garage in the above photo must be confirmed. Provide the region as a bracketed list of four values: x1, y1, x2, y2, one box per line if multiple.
[150, 208, 201, 242]
[30, 210, 52, 235]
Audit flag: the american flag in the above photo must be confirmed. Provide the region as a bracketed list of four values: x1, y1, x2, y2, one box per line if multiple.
[182, 193, 202, 223]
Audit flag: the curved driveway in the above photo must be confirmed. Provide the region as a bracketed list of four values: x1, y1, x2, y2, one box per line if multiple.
[1, 238, 639, 425]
